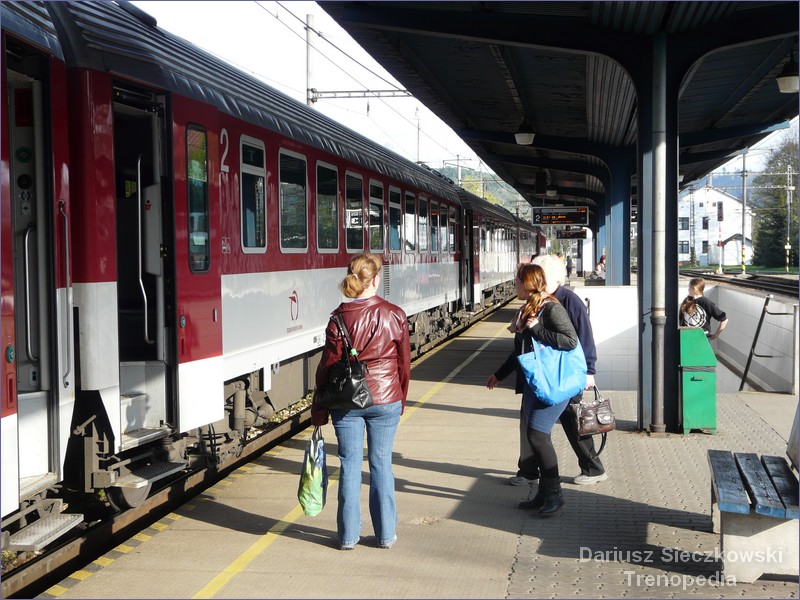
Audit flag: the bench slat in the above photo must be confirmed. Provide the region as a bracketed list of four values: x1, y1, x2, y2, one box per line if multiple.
[735, 453, 787, 518]
[708, 450, 750, 514]
[762, 455, 800, 519]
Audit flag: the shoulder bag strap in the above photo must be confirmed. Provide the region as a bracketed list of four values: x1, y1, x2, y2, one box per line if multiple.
[332, 312, 355, 359]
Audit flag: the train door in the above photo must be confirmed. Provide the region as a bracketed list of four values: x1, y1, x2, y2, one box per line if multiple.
[3, 39, 79, 540]
[112, 85, 174, 455]
[461, 209, 475, 309]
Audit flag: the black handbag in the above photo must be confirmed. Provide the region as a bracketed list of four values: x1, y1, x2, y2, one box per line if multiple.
[316, 313, 374, 410]
[568, 386, 616, 456]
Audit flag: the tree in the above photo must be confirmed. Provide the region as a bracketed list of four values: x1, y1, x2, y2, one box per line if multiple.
[751, 134, 799, 269]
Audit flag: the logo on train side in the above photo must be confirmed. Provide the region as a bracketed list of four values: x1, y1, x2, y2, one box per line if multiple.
[289, 291, 299, 321]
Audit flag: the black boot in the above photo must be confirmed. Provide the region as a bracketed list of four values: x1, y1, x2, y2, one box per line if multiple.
[537, 477, 565, 517]
[518, 484, 545, 510]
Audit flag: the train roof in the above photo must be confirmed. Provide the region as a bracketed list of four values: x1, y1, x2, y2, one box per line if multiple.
[455, 187, 518, 224]
[1, 2, 63, 59]
[2, 1, 460, 204]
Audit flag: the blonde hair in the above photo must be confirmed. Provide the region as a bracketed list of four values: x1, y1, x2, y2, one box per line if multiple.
[517, 263, 557, 322]
[340, 253, 382, 298]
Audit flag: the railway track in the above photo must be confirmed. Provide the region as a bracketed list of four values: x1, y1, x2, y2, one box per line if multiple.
[1, 298, 512, 599]
[681, 270, 799, 300]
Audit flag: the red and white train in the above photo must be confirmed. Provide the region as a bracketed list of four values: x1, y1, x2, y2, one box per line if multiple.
[1, 1, 539, 551]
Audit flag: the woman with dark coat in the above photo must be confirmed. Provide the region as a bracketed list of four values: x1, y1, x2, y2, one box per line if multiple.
[488, 263, 580, 516]
[312, 254, 411, 550]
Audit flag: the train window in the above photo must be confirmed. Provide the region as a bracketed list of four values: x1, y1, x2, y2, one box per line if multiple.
[418, 196, 428, 252]
[439, 203, 448, 254]
[448, 207, 456, 253]
[279, 151, 308, 252]
[345, 172, 364, 251]
[187, 126, 210, 272]
[369, 180, 384, 252]
[404, 193, 416, 252]
[316, 163, 338, 252]
[430, 201, 439, 252]
[388, 187, 401, 253]
[240, 136, 266, 253]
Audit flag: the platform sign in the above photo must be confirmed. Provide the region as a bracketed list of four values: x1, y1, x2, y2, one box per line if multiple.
[556, 228, 587, 239]
[532, 206, 588, 225]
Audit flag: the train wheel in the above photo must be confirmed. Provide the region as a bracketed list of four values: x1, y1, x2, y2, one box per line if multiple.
[106, 484, 152, 511]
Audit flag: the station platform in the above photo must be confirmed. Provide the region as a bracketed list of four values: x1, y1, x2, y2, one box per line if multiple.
[39, 302, 798, 599]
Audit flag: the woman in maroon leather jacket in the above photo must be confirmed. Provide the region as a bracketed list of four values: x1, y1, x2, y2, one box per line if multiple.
[312, 254, 411, 550]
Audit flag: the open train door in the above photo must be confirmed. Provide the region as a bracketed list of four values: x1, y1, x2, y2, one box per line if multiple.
[109, 83, 185, 507]
[461, 208, 475, 310]
[2, 33, 83, 548]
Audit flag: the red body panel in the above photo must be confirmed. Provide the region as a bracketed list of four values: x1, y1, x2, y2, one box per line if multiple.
[67, 70, 116, 285]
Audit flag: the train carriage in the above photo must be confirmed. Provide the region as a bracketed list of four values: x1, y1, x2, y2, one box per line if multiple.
[1, 0, 537, 552]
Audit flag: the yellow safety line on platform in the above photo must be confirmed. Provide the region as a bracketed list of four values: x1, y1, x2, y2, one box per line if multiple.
[401, 323, 510, 423]
[192, 322, 509, 598]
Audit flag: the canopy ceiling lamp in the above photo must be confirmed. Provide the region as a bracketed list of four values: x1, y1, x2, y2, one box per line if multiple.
[514, 120, 535, 145]
[546, 185, 558, 197]
[777, 51, 799, 93]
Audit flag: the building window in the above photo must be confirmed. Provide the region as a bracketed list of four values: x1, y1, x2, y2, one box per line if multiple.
[702, 217, 709, 230]
[240, 136, 266, 252]
[316, 163, 338, 251]
[279, 151, 308, 251]
[678, 241, 689, 254]
[678, 217, 689, 230]
[187, 126, 209, 272]
[702, 241, 709, 254]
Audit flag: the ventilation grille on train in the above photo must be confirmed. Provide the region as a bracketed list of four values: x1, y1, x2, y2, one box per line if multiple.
[383, 264, 390, 297]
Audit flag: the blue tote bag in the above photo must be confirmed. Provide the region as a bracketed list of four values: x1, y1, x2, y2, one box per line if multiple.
[517, 341, 587, 406]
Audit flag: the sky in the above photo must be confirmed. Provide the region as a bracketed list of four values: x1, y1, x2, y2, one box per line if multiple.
[130, 0, 484, 172]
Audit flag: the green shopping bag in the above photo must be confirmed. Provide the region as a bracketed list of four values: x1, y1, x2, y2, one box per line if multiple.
[297, 426, 328, 516]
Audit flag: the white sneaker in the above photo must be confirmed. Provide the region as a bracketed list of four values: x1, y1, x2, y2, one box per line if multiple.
[508, 475, 535, 486]
[573, 472, 609, 485]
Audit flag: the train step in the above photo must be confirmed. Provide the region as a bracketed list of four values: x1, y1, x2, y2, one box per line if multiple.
[114, 461, 186, 489]
[7, 513, 84, 552]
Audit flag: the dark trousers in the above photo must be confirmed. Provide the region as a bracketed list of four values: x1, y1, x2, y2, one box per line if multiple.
[518, 395, 605, 478]
[559, 396, 605, 476]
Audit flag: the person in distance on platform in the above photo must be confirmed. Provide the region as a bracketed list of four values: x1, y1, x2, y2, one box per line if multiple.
[312, 254, 411, 550]
[565, 255, 573, 281]
[679, 277, 728, 340]
[487, 263, 580, 516]
[595, 255, 606, 279]
[533, 254, 607, 485]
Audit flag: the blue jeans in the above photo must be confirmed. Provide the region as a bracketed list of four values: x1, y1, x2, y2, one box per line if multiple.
[331, 401, 401, 546]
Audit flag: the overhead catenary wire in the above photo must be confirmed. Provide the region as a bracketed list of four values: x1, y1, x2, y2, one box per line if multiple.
[261, 1, 477, 166]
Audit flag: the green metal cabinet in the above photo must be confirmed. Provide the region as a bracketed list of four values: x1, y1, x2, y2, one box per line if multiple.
[679, 328, 717, 434]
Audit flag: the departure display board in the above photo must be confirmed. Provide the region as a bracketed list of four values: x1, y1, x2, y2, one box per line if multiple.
[532, 206, 588, 225]
[556, 229, 587, 239]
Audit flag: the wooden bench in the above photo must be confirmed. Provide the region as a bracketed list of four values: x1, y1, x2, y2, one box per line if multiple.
[708, 445, 799, 583]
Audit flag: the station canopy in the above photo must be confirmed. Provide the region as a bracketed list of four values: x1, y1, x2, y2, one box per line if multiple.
[321, 2, 799, 220]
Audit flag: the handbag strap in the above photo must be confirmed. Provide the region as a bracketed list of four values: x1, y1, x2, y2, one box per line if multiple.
[331, 312, 357, 359]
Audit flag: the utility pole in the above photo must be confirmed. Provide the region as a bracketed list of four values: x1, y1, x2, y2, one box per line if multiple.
[787, 164, 794, 273]
[415, 107, 420, 163]
[741, 152, 747, 274]
[306, 14, 314, 107]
